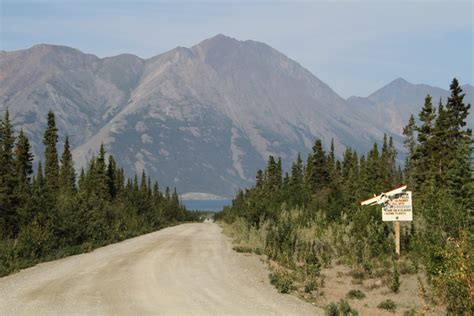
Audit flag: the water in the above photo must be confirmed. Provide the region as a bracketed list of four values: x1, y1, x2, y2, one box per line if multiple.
[182, 199, 231, 212]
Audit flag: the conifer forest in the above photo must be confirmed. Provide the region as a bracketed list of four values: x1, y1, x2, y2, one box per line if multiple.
[217, 79, 473, 314]
[0, 111, 200, 277]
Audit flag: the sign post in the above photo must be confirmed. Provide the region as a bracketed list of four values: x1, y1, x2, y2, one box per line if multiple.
[361, 186, 413, 257]
[394, 221, 400, 256]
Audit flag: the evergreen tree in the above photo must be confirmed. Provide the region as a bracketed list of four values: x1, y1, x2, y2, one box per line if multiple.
[255, 169, 264, 190]
[140, 169, 147, 194]
[0, 109, 18, 237]
[43, 111, 59, 191]
[327, 139, 336, 177]
[107, 155, 117, 198]
[289, 153, 303, 204]
[309, 139, 329, 192]
[443, 79, 472, 200]
[403, 114, 417, 188]
[59, 136, 76, 193]
[15, 129, 33, 186]
[414, 95, 436, 189]
[95, 144, 110, 200]
[265, 156, 282, 193]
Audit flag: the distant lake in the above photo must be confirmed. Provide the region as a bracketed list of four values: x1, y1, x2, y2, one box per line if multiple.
[182, 199, 231, 212]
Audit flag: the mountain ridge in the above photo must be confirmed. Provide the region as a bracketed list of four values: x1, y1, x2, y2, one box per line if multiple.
[1, 35, 472, 197]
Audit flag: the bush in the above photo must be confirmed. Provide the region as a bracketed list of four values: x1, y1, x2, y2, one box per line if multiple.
[338, 299, 352, 315]
[269, 271, 294, 294]
[325, 300, 358, 316]
[304, 280, 317, 293]
[325, 302, 340, 316]
[346, 289, 365, 300]
[431, 233, 473, 315]
[390, 264, 400, 293]
[232, 245, 253, 253]
[377, 299, 396, 312]
[349, 269, 365, 280]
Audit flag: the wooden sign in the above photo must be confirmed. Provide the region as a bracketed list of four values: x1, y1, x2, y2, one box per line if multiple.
[382, 191, 412, 222]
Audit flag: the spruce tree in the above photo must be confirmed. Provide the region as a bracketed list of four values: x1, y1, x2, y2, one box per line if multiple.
[43, 111, 59, 191]
[95, 144, 110, 199]
[107, 155, 117, 198]
[15, 129, 34, 186]
[255, 169, 264, 190]
[290, 153, 303, 203]
[414, 95, 437, 189]
[309, 139, 329, 192]
[443, 79, 472, 200]
[59, 136, 76, 193]
[0, 109, 18, 237]
[403, 114, 417, 188]
[141, 169, 148, 194]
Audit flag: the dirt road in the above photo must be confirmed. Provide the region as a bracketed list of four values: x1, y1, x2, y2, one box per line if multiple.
[0, 222, 321, 315]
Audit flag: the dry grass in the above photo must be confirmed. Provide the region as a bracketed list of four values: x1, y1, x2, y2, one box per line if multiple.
[312, 262, 446, 315]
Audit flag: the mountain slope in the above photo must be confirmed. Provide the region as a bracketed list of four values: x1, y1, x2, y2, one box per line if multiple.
[1, 36, 471, 197]
[0, 44, 144, 157]
[347, 78, 473, 135]
[72, 35, 383, 196]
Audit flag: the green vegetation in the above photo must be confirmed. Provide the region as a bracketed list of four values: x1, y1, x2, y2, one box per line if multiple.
[325, 300, 358, 316]
[0, 111, 200, 277]
[217, 79, 473, 313]
[269, 271, 294, 293]
[390, 263, 401, 293]
[378, 299, 397, 312]
[346, 289, 365, 300]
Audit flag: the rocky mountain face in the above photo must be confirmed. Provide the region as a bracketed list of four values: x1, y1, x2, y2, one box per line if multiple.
[347, 78, 474, 136]
[1, 35, 471, 197]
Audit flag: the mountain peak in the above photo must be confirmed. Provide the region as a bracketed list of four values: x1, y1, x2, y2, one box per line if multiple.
[193, 34, 241, 51]
[390, 77, 411, 86]
[30, 43, 84, 55]
[208, 33, 239, 43]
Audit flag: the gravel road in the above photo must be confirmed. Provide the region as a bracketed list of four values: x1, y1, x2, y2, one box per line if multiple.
[0, 222, 321, 315]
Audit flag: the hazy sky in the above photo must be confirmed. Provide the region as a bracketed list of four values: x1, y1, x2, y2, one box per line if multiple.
[1, 0, 473, 97]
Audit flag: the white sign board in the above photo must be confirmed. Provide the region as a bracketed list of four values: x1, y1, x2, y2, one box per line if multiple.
[382, 191, 412, 221]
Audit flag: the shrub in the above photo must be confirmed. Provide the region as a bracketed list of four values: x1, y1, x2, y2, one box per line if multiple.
[338, 299, 352, 315]
[349, 269, 365, 280]
[304, 280, 317, 293]
[431, 234, 473, 315]
[346, 289, 366, 300]
[377, 299, 397, 312]
[232, 245, 253, 253]
[390, 264, 400, 293]
[325, 302, 340, 316]
[269, 271, 294, 294]
[325, 300, 358, 316]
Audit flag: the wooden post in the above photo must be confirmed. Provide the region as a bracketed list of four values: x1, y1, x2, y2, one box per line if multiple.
[394, 221, 400, 257]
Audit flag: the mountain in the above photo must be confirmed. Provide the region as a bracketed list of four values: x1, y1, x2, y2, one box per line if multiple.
[0, 44, 144, 157]
[347, 78, 473, 135]
[72, 34, 382, 197]
[1, 35, 472, 197]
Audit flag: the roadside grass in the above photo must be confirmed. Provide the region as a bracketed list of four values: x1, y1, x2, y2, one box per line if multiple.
[218, 220, 447, 315]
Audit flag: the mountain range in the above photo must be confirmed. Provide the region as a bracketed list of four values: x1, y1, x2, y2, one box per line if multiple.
[1, 34, 472, 198]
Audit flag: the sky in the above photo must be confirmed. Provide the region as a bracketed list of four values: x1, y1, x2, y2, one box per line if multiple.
[1, 0, 473, 98]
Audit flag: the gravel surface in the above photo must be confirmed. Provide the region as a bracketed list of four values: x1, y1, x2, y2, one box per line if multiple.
[0, 222, 321, 315]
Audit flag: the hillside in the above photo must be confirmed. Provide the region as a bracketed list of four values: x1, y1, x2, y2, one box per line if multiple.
[1, 35, 471, 197]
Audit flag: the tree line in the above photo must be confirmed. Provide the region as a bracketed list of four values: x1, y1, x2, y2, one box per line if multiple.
[0, 110, 200, 276]
[218, 78, 472, 314]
